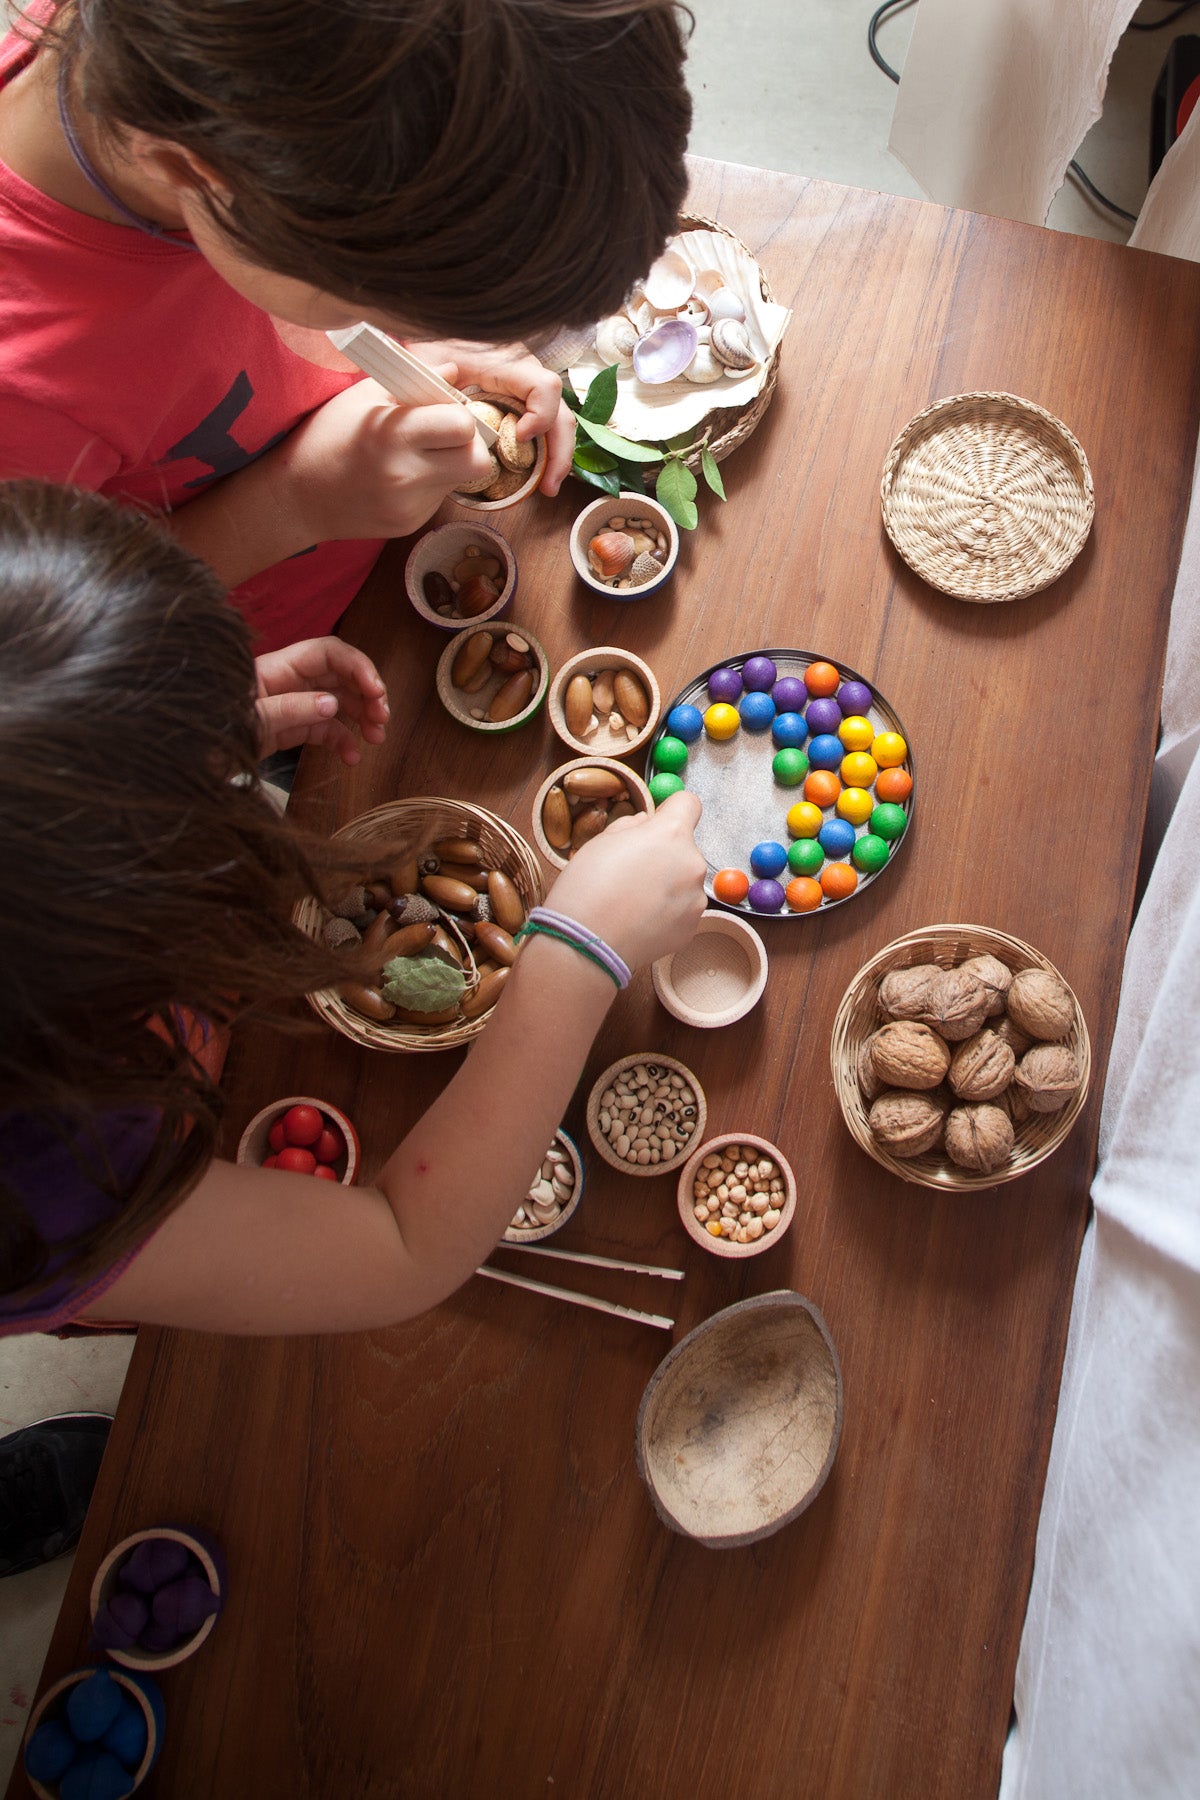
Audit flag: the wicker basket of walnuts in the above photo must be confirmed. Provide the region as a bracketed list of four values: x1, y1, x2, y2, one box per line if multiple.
[830, 924, 1091, 1189]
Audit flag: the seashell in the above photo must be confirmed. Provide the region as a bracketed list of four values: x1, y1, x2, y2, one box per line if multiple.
[677, 296, 709, 324]
[632, 318, 698, 385]
[692, 268, 726, 300]
[707, 287, 747, 323]
[629, 551, 664, 586]
[683, 343, 724, 384]
[710, 318, 757, 371]
[626, 295, 659, 335]
[642, 248, 694, 311]
[594, 314, 638, 366]
[587, 530, 635, 579]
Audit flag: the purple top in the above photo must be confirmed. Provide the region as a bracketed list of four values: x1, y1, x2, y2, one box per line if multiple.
[0, 1108, 161, 1334]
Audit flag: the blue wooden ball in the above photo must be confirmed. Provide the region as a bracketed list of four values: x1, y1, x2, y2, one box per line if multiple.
[665, 702, 703, 743]
[749, 841, 788, 879]
[807, 733, 843, 771]
[738, 691, 776, 732]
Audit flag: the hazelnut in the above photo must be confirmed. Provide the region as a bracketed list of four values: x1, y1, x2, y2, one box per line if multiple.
[945, 1104, 1014, 1173]
[948, 1029, 1015, 1102]
[959, 954, 1012, 1018]
[1012, 1044, 1082, 1113]
[857, 1037, 884, 1104]
[1006, 969, 1075, 1041]
[869, 1021, 951, 1090]
[869, 1090, 948, 1157]
[923, 966, 990, 1041]
[878, 963, 943, 1021]
[992, 1014, 1033, 1056]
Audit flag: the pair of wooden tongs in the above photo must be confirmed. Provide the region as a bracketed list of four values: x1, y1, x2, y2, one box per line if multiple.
[477, 1245, 683, 1331]
[327, 323, 498, 446]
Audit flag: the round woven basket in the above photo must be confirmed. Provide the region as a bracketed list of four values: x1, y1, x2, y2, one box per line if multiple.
[677, 212, 781, 469]
[880, 392, 1094, 602]
[295, 798, 545, 1054]
[831, 923, 1092, 1190]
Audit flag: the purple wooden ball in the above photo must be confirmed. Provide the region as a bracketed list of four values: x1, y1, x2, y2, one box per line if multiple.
[741, 655, 777, 692]
[747, 878, 786, 913]
[805, 697, 842, 735]
[837, 679, 873, 715]
[707, 665, 742, 704]
[770, 676, 806, 712]
[120, 1536, 190, 1596]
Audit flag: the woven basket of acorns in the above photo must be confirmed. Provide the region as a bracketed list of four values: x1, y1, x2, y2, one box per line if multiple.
[830, 924, 1092, 1190]
[294, 798, 544, 1053]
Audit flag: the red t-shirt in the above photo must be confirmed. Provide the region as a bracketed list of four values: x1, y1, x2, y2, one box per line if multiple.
[0, 26, 384, 653]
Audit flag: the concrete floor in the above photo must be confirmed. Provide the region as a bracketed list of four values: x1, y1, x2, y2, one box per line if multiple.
[4, 0, 1197, 1786]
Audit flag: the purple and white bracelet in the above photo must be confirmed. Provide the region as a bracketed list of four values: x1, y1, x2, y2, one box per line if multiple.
[514, 907, 631, 990]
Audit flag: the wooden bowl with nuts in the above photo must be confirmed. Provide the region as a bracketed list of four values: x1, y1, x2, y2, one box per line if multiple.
[452, 390, 548, 511]
[548, 646, 660, 759]
[586, 1053, 707, 1177]
[676, 1133, 796, 1256]
[404, 521, 516, 631]
[436, 622, 550, 733]
[569, 493, 680, 599]
[502, 1129, 584, 1242]
[830, 924, 1092, 1190]
[531, 757, 653, 870]
[635, 1290, 843, 1547]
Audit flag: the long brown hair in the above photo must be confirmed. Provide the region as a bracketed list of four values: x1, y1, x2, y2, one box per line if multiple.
[0, 481, 359, 1298]
[40, 0, 693, 340]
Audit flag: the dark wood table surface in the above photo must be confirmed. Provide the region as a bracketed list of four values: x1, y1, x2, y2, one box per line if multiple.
[17, 157, 1200, 1800]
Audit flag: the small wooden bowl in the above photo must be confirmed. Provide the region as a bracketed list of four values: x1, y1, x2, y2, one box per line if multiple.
[24, 1667, 165, 1798]
[436, 623, 550, 734]
[831, 923, 1092, 1190]
[452, 390, 548, 512]
[404, 521, 516, 631]
[676, 1132, 796, 1257]
[653, 910, 768, 1029]
[89, 1525, 227, 1674]
[531, 757, 653, 871]
[636, 1290, 843, 1547]
[235, 1095, 360, 1186]
[502, 1128, 585, 1243]
[569, 492, 680, 599]
[548, 646, 661, 758]
[586, 1053, 706, 1177]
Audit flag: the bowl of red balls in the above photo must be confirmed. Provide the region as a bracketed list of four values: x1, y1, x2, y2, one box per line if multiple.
[236, 1096, 360, 1185]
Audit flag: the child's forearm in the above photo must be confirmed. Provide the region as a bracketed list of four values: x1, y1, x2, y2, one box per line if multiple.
[169, 441, 316, 588]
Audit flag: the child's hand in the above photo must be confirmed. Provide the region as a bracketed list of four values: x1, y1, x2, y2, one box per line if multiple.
[255, 639, 389, 766]
[401, 339, 576, 493]
[544, 790, 708, 970]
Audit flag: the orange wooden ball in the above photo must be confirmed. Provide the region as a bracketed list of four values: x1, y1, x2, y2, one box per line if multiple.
[804, 661, 840, 697]
[819, 862, 858, 901]
[875, 766, 913, 803]
[804, 769, 841, 808]
[785, 877, 823, 912]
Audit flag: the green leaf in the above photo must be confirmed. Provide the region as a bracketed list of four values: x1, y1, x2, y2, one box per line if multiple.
[655, 456, 699, 530]
[560, 376, 582, 413]
[614, 459, 647, 494]
[666, 431, 696, 453]
[575, 415, 664, 463]
[579, 363, 619, 424]
[572, 442, 618, 475]
[700, 446, 727, 501]
[572, 461, 622, 496]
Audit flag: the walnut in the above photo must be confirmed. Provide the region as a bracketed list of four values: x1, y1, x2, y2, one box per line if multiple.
[869, 1090, 948, 1158]
[1006, 969, 1075, 1041]
[1012, 1044, 1082, 1113]
[948, 1029, 1015, 1102]
[857, 1036, 884, 1103]
[959, 954, 1012, 1019]
[878, 963, 943, 1021]
[923, 966, 990, 1041]
[992, 1014, 1033, 1056]
[945, 1104, 1014, 1173]
[1002, 1083, 1034, 1125]
[869, 1021, 951, 1090]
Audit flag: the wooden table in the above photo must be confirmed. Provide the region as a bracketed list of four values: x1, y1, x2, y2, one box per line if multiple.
[18, 158, 1200, 1800]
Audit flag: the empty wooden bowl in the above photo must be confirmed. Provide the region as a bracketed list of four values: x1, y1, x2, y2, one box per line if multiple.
[586, 1052, 706, 1176]
[436, 623, 550, 734]
[676, 1132, 796, 1257]
[570, 492, 679, 598]
[652, 909, 768, 1028]
[548, 646, 661, 758]
[452, 390, 548, 511]
[236, 1095, 360, 1186]
[23, 1666, 165, 1798]
[502, 1128, 584, 1242]
[636, 1290, 843, 1547]
[404, 520, 516, 630]
[531, 757, 653, 870]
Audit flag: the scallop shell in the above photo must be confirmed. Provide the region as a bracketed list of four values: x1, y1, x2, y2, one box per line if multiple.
[594, 314, 638, 366]
[692, 269, 726, 300]
[710, 318, 757, 371]
[632, 318, 698, 385]
[683, 343, 724, 384]
[642, 249, 695, 312]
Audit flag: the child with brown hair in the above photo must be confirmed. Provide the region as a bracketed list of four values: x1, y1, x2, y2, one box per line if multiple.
[0, 0, 692, 653]
[0, 480, 709, 1336]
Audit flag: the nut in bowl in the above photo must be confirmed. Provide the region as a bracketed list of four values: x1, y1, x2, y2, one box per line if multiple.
[503, 1129, 584, 1241]
[587, 1053, 707, 1176]
[453, 391, 548, 511]
[436, 623, 550, 733]
[236, 1095, 359, 1184]
[677, 1133, 796, 1255]
[404, 521, 516, 631]
[531, 757, 653, 870]
[549, 646, 660, 758]
[831, 924, 1092, 1189]
[569, 493, 679, 599]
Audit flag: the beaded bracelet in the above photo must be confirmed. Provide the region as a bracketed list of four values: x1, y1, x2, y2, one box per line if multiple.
[514, 907, 631, 990]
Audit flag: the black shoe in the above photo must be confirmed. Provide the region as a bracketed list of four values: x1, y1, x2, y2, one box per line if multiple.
[0, 1412, 113, 1578]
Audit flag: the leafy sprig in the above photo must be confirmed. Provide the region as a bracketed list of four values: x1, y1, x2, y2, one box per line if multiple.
[561, 367, 727, 530]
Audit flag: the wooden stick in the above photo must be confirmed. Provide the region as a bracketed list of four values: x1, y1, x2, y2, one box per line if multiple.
[502, 1245, 685, 1281]
[326, 324, 499, 446]
[476, 1265, 674, 1330]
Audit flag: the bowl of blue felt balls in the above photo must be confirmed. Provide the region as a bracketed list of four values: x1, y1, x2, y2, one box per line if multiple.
[22, 1665, 164, 1800]
[89, 1526, 226, 1674]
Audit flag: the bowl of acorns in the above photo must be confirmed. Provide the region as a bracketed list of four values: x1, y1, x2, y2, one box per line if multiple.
[831, 924, 1091, 1189]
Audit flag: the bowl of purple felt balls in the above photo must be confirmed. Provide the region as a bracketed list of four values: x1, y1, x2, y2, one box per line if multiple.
[23, 1665, 164, 1800]
[89, 1526, 226, 1674]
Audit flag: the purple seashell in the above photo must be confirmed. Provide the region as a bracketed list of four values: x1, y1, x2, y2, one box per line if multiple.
[747, 878, 786, 913]
[771, 676, 806, 712]
[837, 679, 873, 715]
[119, 1536, 190, 1595]
[707, 666, 743, 704]
[92, 1587, 150, 1652]
[631, 317, 699, 384]
[138, 1619, 185, 1654]
[805, 697, 842, 735]
[741, 655, 777, 691]
[92, 1603, 139, 1653]
[151, 1573, 220, 1639]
